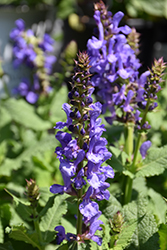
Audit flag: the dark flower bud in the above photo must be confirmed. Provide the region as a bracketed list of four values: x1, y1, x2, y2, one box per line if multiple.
[142, 121, 151, 130]
[68, 124, 74, 132]
[137, 102, 146, 110]
[80, 128, 86, 135]
[70, 112, 76, 118]
[81, 101, 85, 107]
[85, 97, 93, 105]
[148, 102, 158, 111]
[25, 179, 40, 208]
[74, 91, 79, 97]
[83, 142, 88, 151]
[70, 100, 77, 106]
[82, 114, 88, 121]
[76, 78, 81, 83]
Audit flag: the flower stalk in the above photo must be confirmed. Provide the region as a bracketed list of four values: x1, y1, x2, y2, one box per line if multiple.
[50, 51, 114, 246]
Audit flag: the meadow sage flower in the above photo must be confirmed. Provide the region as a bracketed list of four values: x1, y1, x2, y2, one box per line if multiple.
[50, 51, 114, 245]
[10, 18, 56, 103]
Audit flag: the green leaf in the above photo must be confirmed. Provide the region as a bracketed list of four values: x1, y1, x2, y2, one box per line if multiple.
[158, 223, 167, 250]
[5, 189, 32, 222]
[0, 203, 12, 226]
[40, 194, 68, 243]
[38, 194, 56, 218]
[38, 187, 53, 207]
[49, 85, 68, 125]
[136, 145, 167, 178]
[113, 219, 137, 250]
[56, 244, 69, 250]
[0, 134, 56, 177]
[147, 188, 167, 225]
[0, 241, 15, 250]
[0, 106, 12, 128]
[6, 225, 41, 249]
[123, 194, 159, 250]
[0, 219, 3, 243]
[101, 193, 122, 219]
[61, 218, 76, 234]
[0, 141, 7, 165]
[108, 146, 128, 173]
[127, 0, 166, 18]
[3, 98, 51, 130]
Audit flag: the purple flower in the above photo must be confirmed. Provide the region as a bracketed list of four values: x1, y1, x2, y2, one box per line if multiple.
[55, 103, 73, 129]
[10, 19, 56, 103]
[55, 226, 76, 244]
[50, 51, 114, 246]
[121, 90, 134, 112]
[86, 1, 142, 126]
[55, 226, 66, 244]
[140, 141, 152, 159]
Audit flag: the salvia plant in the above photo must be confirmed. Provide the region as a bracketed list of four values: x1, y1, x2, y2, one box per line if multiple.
[10, 18, 56, 104]
[0, 1, 167, 250]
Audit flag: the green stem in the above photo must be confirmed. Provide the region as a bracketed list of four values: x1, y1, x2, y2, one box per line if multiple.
[131, 100, 150, 172]
[124, 100, 151, 204]
[123, 123, 134, 205]
[76, 104, 84, 236]
[77, 188, 83, 235]
[32, 208, 44, 250]
[124, 123, 134, 160]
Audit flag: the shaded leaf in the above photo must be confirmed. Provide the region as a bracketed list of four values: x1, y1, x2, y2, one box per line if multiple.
[6, 225, 40, 249]
[158, 223, 167, 250]
[0, 219, 3, 243]
[113, 219, 137, 250]
[49, 85, 68, 124]
[0, 134, 56, 177]
[148, 188, 167, 225]
[5, 189, 32, 222]
[0, 241, 14, 250]
[40, 194, 68, 243]
[136, 145, 167, 178]
[101, 193, 122, 219]
[108, 146, 128, 173]
[3, 98, 51, 130]
[123, 194, 159, 250]
[61, 218, 76, 234]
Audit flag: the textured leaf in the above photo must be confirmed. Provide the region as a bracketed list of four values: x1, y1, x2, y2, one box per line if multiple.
[127, 0, 166, 18]
[56, 244, 68, 250]
[61, 218, 76, 234]
[108, 146, 128, 173]
[123, 195, 159, 250]
[3, 98, 51, 130]
[49, 85, 68, 124]
[114, 219, 137, 250]
[147, 188, 167, 224]
[158, 223, 167, 250]
[38, 187, 53, 207]
[100, 215, 111, 250]
[6, 225, 40, 249]
[0, 241, 14, 250]
[136, 145, 167, 178]
[101, 193, 122, 219]
[40, 194, 68, 243]
[0, 134, 56, 176]
[0, 106, 12, 128]
[5, 189, 32, 222]
[0, 219, 3, 243]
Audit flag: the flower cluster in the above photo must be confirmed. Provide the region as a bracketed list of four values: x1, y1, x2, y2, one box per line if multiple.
[10, 19, 56, 103]
[50, 51, 114, 245]
[86, 1, 143, 126]
[87, 1, 166, 135]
